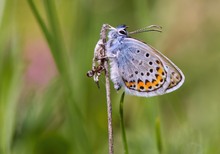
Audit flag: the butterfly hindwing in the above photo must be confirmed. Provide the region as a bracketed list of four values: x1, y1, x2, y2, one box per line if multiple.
[116, 38, 184, 97]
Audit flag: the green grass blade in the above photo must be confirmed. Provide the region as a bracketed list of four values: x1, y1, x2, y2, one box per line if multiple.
[119, 92, 129, 154]
[27, 0, 51, 45]
[42, 0, 67, 73]
[28, 0, 65, 73]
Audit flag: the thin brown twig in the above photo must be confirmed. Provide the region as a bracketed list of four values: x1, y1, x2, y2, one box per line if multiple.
[104, 60, 114, 154]
[100, 24, 114, 154]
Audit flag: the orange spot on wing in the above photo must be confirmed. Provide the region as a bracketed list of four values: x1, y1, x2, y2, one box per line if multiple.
[157, 68, 163, 75]
[125, 81, 130, 87]
[137, 80, 145, 91]
[129, 82, 134, 87]
[125, 81, 135, 89]
[156, 75, 162, 81]
[138, 81, 144, 87]
[151, 80, 158, 87]
[145, 80, 151, 90]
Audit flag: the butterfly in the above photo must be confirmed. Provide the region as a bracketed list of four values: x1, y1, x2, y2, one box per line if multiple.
[105, 24, 185, 97]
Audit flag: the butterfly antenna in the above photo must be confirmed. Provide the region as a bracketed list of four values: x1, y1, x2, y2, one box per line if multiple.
[129, 25, 162, 35]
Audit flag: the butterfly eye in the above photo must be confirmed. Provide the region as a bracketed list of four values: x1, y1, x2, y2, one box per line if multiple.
[118, 30, 127, 35]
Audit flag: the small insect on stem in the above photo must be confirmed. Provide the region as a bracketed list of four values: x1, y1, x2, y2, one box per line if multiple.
[87, 24, 112, 88]
[87, 65, 105, 88]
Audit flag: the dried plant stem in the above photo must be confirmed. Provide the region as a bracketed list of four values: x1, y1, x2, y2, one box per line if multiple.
[100, 24, 114, 154]
[104, 61, 114, 154]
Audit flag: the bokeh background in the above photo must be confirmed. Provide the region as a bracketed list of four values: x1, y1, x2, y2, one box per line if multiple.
[0, 0, 220, 154]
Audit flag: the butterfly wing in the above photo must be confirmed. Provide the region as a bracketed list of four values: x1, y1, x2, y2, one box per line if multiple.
[116, 38, 185, 97]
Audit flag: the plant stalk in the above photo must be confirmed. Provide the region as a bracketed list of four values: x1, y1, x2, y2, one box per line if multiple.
[119, 92, 129, 154]
[101, 24, 114, 154]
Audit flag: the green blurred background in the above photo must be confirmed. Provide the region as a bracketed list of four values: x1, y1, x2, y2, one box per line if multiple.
[0, 0, 220, 154]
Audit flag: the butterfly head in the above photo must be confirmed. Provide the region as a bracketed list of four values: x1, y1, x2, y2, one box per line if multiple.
[108, 24, 129, 39]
